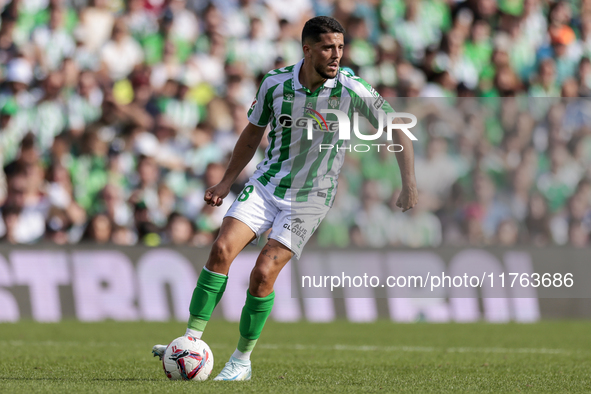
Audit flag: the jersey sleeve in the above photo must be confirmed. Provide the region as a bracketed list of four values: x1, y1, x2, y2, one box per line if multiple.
[247, 75, 274, 127]
[348, 76, 394, 129]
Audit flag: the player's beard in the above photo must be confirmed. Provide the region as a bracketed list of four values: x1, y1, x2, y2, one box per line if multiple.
[315, 62, 338, 80]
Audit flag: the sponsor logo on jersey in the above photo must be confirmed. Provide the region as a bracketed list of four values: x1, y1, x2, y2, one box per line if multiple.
[373, 96, 385, 110]
[277, 114, 338, 132]
[284, 93, 294, 102]
[278, 114, 293, 128]
[283, 218, 307, 240]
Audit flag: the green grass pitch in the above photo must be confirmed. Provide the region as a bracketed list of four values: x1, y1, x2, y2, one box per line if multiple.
[0, 320, 590, 393]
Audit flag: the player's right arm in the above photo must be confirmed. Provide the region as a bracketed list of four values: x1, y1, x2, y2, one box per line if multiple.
[204, 122, 266, 207]
[205, 72, 277, 207]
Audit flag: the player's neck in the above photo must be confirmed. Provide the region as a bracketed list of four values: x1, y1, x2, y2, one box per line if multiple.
[299, 60, 327, 93]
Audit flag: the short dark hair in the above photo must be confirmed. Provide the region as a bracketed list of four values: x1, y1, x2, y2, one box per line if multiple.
[301, 16, 345, 44]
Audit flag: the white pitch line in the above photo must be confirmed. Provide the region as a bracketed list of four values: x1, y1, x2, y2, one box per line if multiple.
[0, 341, 576, 355]
[254, 343, 575, 355]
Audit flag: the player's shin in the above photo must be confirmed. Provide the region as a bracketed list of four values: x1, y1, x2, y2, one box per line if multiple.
[232, 290, 275, 361]
[186, 267, 228, 338]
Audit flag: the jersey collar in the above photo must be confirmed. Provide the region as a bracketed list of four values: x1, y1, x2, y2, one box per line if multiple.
[292, 58, 338, 93]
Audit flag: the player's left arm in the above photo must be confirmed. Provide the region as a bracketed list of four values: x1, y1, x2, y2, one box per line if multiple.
[352, 77, 418, 211]
[391, 117, 418, 212]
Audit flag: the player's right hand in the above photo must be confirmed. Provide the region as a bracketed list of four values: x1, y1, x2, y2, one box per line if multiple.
[204, 183, 231, 207]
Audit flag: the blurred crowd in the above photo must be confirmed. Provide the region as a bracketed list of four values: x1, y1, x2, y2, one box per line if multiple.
[320, 97, 591, 248]
[0, 0, 589, 248]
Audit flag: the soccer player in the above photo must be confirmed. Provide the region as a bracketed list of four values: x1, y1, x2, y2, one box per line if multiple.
[153, 16, 418, 381]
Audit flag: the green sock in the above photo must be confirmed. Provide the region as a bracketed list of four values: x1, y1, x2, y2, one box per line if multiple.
[236, 290, 275, 355]
[187, 268, 228, 332]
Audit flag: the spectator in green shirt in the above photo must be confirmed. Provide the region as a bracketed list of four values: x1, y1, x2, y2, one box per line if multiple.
[141, 9, 192, 66]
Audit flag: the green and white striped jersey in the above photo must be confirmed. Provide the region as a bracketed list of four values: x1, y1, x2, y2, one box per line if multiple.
[247, 59, 394, 206]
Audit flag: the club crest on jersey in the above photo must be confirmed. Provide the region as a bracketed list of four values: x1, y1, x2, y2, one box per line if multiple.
[284, 93, 294, 102]
[328, 96, 340, 109]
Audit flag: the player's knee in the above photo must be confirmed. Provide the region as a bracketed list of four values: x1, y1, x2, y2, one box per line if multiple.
[209, 238, 233, 265]
[250, 265, 273, 289]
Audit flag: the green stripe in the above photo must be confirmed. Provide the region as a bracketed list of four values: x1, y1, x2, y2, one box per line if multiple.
[265, 108, 279, 165]
[254, 82, 281, 171]
[324, 87, 348, 205]
[324, 139, 344, 206]
[267, 65, 294, 76]
[274, 93, 321, 199]
[247, 67, 292, 120]
[261, 84, 283, 166]
[258, 79, 293, 187]
[294, 130, 331, 202]
[258, 83, 279, 125]
[295, 82, 343, 201]
[345, 87, 379, 128]
[325, 177, 335, 206]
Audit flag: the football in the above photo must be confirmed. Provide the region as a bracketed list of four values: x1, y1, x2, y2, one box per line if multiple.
[162, 336, 214, 381]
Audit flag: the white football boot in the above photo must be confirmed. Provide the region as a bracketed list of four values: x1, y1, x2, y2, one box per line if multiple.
[152, 344, 167, 360]
[213, 356, 252, 381]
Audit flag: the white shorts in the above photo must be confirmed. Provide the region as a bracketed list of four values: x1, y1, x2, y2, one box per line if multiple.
[224, 179, 330, 259]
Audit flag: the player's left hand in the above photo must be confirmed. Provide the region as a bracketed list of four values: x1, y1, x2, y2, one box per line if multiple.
[396, 184, 418, 212]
